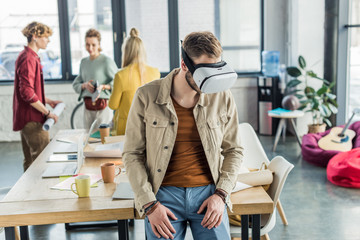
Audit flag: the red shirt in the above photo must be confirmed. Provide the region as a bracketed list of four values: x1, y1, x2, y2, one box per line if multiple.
[13, 46, 46, 131]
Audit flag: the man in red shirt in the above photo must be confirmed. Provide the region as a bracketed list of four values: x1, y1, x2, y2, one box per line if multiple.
[13, 22, 61, 171]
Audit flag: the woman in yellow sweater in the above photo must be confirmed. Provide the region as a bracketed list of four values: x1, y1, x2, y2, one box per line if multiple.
[109, 28, 160, 135]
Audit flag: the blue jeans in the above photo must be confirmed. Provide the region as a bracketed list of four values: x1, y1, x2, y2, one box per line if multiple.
[145, 184, 230, 240]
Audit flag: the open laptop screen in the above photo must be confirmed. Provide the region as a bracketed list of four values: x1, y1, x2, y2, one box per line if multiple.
[83, 119, 98, 147]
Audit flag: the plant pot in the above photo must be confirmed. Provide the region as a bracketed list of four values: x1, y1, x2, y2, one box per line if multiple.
[308, 123, 326, 134]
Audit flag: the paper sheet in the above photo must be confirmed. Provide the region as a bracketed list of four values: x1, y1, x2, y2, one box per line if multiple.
[232, 182, 253, 192]
[231, 169, 273, 193]
[50, 173, 102, 190]
[57, 133, 83, 144]
[95, 142, 124, 151]
[105, 135, 125, 144]
[43, 102, 66, 131]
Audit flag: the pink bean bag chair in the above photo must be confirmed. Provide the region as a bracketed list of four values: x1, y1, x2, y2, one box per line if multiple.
[327, 148, 360, 188]
[301, 121, 360, 167]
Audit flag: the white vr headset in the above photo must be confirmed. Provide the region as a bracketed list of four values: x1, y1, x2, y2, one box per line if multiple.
[181, 44, 237, 94]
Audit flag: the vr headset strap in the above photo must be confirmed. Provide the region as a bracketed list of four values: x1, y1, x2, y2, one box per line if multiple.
[181, 46, 196, 74]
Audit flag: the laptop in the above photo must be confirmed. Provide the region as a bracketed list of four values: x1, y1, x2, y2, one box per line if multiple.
[42, 120, 98, 178]
[83, 119, 99, 147]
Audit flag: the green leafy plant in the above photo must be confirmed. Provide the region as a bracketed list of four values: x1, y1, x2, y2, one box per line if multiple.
[286, 56, 338, 127]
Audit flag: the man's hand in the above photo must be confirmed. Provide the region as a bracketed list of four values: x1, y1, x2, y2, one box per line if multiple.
[147, 202, 177, 239]
[47, 112, 58, 123]
[197, 194, 225, 230]
[45, 97, 62, 109]
[47, 100, 62, 109]
[83, 80, 95, 93]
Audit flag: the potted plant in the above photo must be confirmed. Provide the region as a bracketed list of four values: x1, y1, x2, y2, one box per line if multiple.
[286, 56, 338, 133]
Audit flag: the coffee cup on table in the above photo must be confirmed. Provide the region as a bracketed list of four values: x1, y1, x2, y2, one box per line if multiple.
[71, 175, 91, 198]
[99, 123, 110, 144]
[101, 162, 121, 183]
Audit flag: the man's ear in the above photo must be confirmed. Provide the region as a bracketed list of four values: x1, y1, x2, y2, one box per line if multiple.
[180, 59, 188, 71]
[32, 34, 37, 42]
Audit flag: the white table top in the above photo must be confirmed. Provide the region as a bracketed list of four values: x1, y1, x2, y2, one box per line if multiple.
[268, 110, 304, 119]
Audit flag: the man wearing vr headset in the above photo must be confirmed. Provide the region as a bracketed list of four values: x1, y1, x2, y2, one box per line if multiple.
[123, 31, 243, 240]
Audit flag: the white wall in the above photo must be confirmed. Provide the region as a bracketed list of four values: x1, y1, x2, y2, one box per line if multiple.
[0, 84, 80, 141]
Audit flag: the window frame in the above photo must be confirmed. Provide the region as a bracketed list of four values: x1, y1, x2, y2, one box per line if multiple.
[337, 0, 360, 125]
[0, 0, 264, 84]
[215, 0, 264, 77]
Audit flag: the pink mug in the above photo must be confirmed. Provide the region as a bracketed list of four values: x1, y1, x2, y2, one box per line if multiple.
[101, 162, 121, 183]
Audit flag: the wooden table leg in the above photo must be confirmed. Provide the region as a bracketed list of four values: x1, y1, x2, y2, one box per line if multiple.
[252, 214, 261, 240]
[277, 200, 288, 225]
[241, 215, 249, 240]
[118, 219, 129, 240]
[14, 227, 20, 240]
[5, 227, 15, 240]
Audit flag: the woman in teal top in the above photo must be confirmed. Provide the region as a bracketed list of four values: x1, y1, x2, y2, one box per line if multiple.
[72, 28, 118, 130]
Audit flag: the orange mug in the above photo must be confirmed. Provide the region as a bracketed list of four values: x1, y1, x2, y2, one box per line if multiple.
[101, 162, 121, 183]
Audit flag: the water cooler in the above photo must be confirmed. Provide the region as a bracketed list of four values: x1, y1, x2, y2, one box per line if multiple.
[258, 76, 283, 135]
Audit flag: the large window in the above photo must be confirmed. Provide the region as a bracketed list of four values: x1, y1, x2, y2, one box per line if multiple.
[68, 0, 114, 75]
[125, 0, 170, 72]
[178, 0, 216, 40]
[0, 0, 61, 81]
[220, 0, 261, 72]
[0, 0, 263, 82]
[348, 0, 360, 121]
[179, 0, 261, 73]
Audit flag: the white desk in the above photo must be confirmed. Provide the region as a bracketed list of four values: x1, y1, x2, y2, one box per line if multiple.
[0, 130, 133, 240]
[268, 110, 304, 151]
[1, 129, 273, 240]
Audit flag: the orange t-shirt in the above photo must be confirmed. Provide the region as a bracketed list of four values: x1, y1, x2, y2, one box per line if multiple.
[161, 97, 213, 187]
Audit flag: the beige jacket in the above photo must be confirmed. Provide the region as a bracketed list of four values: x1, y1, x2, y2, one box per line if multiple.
[123, 69, 243, 216]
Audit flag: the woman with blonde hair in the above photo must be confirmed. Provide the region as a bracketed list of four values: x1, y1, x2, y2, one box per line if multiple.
[109, 28, 160, 135]
[72, 28, 118, 130]
[13, 21, 62, 171]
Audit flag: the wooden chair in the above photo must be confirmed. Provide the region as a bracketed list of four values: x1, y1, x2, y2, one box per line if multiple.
[230, 156, 294, 239]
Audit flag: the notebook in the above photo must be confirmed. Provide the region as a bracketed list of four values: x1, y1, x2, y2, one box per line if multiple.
[84, 142, 124, 158]
[52, 142, 78, 154]
[42, 120, 99, 178]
